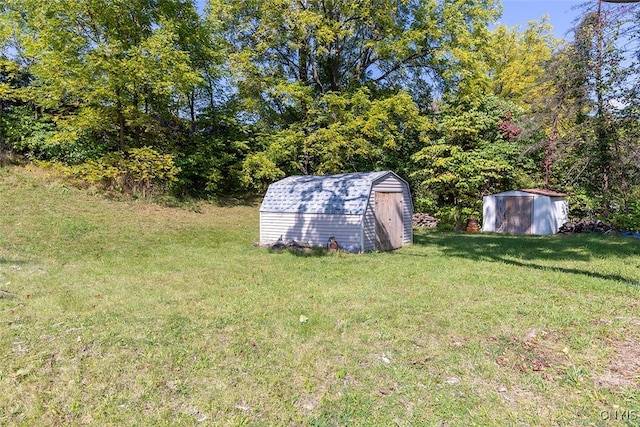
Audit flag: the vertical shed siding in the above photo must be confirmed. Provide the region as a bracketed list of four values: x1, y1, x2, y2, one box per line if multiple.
[532, 196, 549, 235]
[260, 212, 363, 249]
[553, 198, 569, 233]
[482, 195, 496, 232]
[482, 191, 568, 235]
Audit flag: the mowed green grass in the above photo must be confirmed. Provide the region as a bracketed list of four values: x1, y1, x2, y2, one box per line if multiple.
[1, 165, 639, 426]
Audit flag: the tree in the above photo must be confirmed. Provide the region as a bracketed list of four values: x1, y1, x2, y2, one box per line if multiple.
[519, 1, 640, 222]
[569, 3, 632, 213]
[1, 0, 205, 158]
[208, 0, 501, 188]
[241, 87, 431, 190]
[411, 95, 533, 223]
[518, 39, 590, 190]
[484, 19, 557, 108]
[406, 17, 556, 223]
[211, 0, 500, 97]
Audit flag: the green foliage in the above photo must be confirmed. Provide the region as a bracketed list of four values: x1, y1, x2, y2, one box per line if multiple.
[481, 19, 557, 108]
[5, 107, 113, 163]
[411, 96, 527, 225]
[174, 136, 250, 197]
[611, 198, 640, 232]
[0, 0, 638, 220]
[412, 143, 519, 222]
[213, 0, 500, 191]
[212, 0, 501, 98]
[557, 6, 636, 214]
[1, 106, 52, 153]
[64, 147, 179, 197]
[609, 185, 640, 231]
[0, 57, 29, 104]
[611, 199, 640, 232]
[241, 88, 431, 189]
[172, 109, 252, 197]
[565, 190, 600, 220]
[2, 0, 208, 151]
[241, 150, 287, 192]
[568, 190, 640, 232]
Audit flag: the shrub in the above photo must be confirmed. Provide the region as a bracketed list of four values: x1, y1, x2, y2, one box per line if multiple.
[65, 147, 179, 197]
[610, 199, 640, 232]
[566, 191, 598, 220]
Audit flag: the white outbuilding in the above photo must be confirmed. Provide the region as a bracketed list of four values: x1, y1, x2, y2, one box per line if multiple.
[260, 171, 413, 252]
[482, 189, 569, 235]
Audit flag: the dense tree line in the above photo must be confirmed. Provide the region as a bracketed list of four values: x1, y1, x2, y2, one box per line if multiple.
[0, 0, 639, 228]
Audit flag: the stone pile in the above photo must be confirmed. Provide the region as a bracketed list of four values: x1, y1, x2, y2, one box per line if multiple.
[558, 219, 616, 234]
[413, 213, 439, 228]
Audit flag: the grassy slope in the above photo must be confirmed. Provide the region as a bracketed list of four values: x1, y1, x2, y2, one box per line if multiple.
[1, 165, 639, 426]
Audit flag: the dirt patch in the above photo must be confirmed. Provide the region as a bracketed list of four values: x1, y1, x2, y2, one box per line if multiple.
[491, 329, 569, 377]
[596, 339, 640, 388]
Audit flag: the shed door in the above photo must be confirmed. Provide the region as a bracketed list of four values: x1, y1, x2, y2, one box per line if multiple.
[375, 192, 403, 251]
[496, 196, 533, 234]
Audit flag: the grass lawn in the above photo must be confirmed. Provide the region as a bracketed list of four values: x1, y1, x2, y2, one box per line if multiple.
[1, 164, 639, 426]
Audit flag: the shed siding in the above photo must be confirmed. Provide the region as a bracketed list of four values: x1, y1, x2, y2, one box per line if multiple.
[482, 195, 495, 232]
[532, 196, 551, 234]
[372, 176, 405, 192]
[363, 201, 377, 252]
[260, 171, 413, 252]
[482, 191, 569, 235]
[260, 212, 363, 249]
[553, 198, 569, 232]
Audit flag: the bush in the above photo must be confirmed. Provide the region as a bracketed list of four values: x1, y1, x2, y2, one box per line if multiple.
[172, 136, 248, 198]
[434, 205, 481, 229]
[610, 199, 640, 232]
[64, 147, 179, 197]
[566, 191, 598, 221]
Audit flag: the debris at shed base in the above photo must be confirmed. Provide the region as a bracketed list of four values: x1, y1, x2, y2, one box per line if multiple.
[254, 239, 361, 253]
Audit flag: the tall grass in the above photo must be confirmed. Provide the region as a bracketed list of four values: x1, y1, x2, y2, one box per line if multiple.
[1, 165, 639, 426]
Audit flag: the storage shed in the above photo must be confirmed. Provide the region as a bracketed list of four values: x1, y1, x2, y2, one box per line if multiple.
[260, 171, 413, 252]
[482, 189, 569, 235]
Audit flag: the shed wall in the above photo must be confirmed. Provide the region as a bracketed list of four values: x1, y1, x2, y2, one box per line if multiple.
[482, 192, 569, 235]
[553, 198, 569, 232]
[482, 195, 495, 232]
[532, 196, 550, 235]
[260, 212, 363, 250]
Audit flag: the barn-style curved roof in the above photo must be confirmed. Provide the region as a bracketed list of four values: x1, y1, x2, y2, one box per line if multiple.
[260, 171, 399, 215]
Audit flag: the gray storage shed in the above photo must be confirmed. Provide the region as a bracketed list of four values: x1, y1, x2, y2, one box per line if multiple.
[482, 189, 569, 235]
[260, 171, 413, 252]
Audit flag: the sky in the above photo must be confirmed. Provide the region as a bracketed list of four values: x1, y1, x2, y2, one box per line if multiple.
[499, 0, 585, 40]
[499, 0, 640, 41]
[196, 0, 635, 42]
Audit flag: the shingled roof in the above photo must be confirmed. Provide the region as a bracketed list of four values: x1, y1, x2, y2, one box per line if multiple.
[260, 171, 392, 215]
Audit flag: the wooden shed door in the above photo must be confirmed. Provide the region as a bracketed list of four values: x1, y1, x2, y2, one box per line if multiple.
[496, 196, 533, 234]
[375, 192, 403, 251]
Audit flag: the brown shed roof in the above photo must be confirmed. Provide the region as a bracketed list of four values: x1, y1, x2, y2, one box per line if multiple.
[520, 189, 567, 197]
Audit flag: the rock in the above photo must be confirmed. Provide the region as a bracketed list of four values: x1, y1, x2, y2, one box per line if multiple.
[558, 218, 616, 234]
[413, 213, 439, 228]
